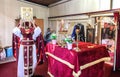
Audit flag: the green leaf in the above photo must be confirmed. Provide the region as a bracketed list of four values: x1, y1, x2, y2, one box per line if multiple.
[64, 37, 73, 43]
[50, 33, 57, 40]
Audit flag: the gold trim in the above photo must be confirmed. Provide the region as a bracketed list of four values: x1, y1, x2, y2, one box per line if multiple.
[46, 52, 110, 77]
[72, 70, 81, 77]
[46, 52, 74, 69]
[80, 57, 111, 70]
[21, 40, 34, 42]
[48, 71, 54, 77]
[22, 45, 34, 46]
[24, 66, 33, 69]
[21, 7, 33, 21]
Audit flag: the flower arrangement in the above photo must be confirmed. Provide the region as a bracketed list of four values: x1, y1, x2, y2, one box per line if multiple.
[50, 33, 57, 40]
[64, 36, 73, 44]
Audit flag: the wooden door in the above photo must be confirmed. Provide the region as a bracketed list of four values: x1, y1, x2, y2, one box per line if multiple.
[34, 19, 44, 35]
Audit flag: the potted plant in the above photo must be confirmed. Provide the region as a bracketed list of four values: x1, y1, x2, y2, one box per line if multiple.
[50, 33, 57, 44]
[64, 37, 73, 50]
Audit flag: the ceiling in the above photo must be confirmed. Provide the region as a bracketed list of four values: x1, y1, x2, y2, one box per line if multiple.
[25, 0, 62, 6]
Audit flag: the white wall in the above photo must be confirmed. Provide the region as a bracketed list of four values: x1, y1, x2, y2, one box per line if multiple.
[112, 0, 120, 9]
[0, 0, 49, 47]
[1, 0, 120, 46]
[49, 0, 111, 17]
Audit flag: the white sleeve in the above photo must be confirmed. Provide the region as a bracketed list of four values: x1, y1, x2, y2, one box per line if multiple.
[32, 27, 41, 40]
[13, 27, 23, 40]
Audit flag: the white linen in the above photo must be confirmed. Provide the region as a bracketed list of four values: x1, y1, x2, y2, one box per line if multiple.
[17, 45, 37, 77]
[13, 27, 23, 41]
[32, 27, 41, 40]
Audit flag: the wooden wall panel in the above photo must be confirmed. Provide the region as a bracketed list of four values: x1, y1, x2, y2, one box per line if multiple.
[34, 19, 44, 35]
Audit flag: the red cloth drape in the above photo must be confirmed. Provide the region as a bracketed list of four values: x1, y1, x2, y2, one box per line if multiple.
[45, 42, 109, 77]
[114, 11, 120, 69]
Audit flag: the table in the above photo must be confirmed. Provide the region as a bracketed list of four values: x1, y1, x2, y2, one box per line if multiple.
[45, 42, 110, 77]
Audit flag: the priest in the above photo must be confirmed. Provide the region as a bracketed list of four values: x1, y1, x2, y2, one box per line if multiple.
[12, 7, 45, 77]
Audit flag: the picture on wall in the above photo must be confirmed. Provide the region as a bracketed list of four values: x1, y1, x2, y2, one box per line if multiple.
[100, 17, 115, 52]
[100, 16, 116, 64]
[86, 28, 95, 43]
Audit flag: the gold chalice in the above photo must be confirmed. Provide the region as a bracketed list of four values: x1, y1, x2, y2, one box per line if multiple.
[74, 29, 81, 52]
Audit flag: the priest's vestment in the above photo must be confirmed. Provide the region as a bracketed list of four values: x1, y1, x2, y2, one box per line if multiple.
[12, 23, 45, 77]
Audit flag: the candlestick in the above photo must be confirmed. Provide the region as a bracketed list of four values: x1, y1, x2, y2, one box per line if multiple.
[74, 29, 81, 52]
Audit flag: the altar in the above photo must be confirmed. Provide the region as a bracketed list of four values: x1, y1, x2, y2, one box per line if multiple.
[45, 42, 110, 77]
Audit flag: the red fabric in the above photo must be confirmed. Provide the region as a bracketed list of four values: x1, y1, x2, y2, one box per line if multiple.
[36, 33, 46, 63]
[12, 34, 20, 59]
[114, 12, 120, 69]
[45, 42, 109, 77]
[114, 12, 119, 23]
[46, 43, 78, 77]
[116, 28, 120, 69]
[12, 31, 46, 64]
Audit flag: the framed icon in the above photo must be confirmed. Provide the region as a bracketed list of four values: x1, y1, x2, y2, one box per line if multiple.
[86, 28, 95, 43]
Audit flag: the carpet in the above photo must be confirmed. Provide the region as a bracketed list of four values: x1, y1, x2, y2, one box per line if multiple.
[0, 56, 16, 64]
